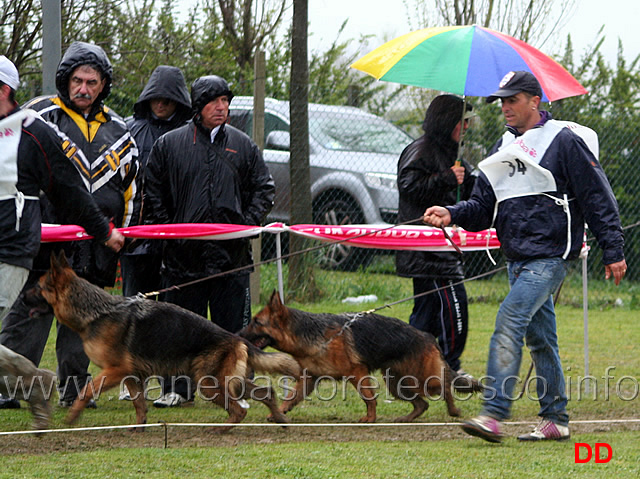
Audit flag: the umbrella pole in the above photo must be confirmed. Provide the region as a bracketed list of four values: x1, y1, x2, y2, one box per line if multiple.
[455, 97, 467, 203]
[455, 159, 461, 203]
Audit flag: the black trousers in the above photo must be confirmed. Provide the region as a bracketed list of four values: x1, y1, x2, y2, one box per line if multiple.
[409, 277, 468, 372]
[120, 253, 162, 297]
[158, 273, 251, 398]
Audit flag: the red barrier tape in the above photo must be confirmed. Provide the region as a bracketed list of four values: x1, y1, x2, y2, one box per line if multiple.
[41, 222, 500, 252]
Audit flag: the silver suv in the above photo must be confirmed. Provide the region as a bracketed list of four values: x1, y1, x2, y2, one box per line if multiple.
[228, 96, 413, 270]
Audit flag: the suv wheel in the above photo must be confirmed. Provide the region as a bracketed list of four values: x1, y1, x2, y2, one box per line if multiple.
[313, 193, 373, 271]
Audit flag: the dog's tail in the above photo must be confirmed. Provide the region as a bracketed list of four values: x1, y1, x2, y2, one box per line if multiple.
[246, 343, 301, 377]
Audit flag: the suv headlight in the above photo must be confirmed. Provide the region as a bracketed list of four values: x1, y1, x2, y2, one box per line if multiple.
[365, 172, 397, 190]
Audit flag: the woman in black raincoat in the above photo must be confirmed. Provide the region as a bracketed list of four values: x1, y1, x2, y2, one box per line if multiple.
[396, 94, 475, 375]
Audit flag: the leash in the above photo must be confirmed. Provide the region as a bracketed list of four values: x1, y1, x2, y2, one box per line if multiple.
[331, 310, 377, 339]
[439, 225, 463, 254]
[136, 214, 495, 348]
[322, 264, 507, 345]
[365, 266, 506, 315]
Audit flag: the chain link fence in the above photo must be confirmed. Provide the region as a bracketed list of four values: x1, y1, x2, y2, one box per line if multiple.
[220, 84, 637, 303]
[58, 80, 636, 304]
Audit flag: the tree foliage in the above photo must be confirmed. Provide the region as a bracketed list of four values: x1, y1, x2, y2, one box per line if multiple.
[0, 0, 41, 73]
[402, 0, 577, 47]
[4, 0, 635, 120]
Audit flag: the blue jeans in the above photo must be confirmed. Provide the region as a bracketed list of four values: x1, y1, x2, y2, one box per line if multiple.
[481, 258, 569, 426]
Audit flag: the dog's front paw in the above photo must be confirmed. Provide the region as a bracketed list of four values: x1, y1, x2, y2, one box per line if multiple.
[266, 412, 284, 423]
[358, 415, 376, 423]
[449, 406, 461, 417]
[270, 410, 290, 426]
[214, 424, 235, 434]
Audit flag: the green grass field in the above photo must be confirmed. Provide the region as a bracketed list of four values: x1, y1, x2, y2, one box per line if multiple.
[1, 262, 639, 477]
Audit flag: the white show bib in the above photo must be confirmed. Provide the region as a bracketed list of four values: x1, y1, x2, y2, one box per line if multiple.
[0, 110, 40, 230]
[480, 120, 565, 203]
[478, 120, 598, 260]
[554, 121, 599, 160]
[0, 110, 26, 196]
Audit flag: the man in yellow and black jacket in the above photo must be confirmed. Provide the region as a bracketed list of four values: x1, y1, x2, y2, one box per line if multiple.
[24, 41, 139, 285]
[0, 42, 139, 409]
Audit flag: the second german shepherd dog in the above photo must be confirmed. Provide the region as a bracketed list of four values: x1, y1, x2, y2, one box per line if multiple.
[241, 291, 481, 423]
[34, 252, 300, 430]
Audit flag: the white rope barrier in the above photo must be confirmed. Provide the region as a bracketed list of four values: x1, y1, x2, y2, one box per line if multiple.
[3, 418, 640, 437]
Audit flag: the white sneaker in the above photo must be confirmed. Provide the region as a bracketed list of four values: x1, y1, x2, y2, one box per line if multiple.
[456, 368, 474, 380]
[518, 419, 570, 441]
[461, 415, 503, 443]
[153, 392, 187, 408]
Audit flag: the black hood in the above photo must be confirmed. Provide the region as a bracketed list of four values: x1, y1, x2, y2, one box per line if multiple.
[55, 41, 113, 106]
[190, 75, 234, 116]
[421, 94, 472, 148]
[133, 65, 192, 120]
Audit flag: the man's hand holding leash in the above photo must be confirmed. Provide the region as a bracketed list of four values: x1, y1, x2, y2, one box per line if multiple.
[423, 206, 452, 228]
[104, 229, 125, 252]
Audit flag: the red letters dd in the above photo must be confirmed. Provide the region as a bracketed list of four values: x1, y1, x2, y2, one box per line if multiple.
[574, 443, 613, 463]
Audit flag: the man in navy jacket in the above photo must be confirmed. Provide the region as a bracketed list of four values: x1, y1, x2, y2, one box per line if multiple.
[424, 71, 626, 443]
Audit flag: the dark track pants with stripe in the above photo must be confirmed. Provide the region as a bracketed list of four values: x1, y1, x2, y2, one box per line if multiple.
[409, 277, 468, 372]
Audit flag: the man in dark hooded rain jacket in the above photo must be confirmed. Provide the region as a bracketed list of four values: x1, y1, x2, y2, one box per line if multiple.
[143, 75, 275, 407]
[0, 55, 124, 418]
[396, 94, 475, 376]
[121, 65, 192, 298]
[0, 41, 139, 408]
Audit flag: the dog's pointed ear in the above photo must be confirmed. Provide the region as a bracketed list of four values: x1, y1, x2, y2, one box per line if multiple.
[50, 250, 69, 272]
[58, 250, 70, 268]
[269, 289, 284, 309]
[50, 251, 59, 270]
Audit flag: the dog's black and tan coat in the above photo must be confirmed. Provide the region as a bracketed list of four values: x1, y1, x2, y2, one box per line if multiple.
[36, 252, 300, 430]
[241, 291, 481, 423]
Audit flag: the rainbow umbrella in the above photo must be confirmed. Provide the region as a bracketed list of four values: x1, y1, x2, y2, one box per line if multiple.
[350, 25, 587, 102]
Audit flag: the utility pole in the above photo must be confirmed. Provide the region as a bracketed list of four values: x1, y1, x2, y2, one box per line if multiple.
[42, 0, 62, 95]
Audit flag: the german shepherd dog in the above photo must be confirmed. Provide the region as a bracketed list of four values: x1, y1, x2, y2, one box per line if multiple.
[241, 291, 481, 423]
[33, 252, 300, 430]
